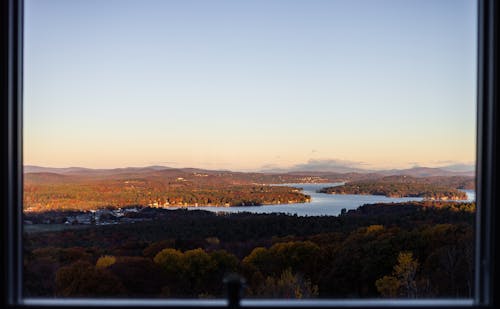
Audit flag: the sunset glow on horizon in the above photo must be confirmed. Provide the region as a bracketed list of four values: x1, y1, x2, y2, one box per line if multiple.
[24, 0, 477, 171]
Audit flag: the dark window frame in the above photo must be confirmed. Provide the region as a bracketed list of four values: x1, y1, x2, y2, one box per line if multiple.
[1, 0, 498, 308]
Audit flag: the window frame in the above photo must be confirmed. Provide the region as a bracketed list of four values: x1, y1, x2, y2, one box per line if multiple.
[1, 0, 497, 307]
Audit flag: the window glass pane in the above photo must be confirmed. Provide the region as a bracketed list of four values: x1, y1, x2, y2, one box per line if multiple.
[23, 0, 477, 299]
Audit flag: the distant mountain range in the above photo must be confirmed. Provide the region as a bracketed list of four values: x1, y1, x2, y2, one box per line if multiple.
[23, 165, 173, 174]
[258, 159, 475, 177]
[262, 165, 474, 177]
[24, 164, 475, 178]
[377, 166, 475, 177]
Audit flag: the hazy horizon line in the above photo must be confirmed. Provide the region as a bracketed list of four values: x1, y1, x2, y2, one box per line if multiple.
[23, 161, 476, 173]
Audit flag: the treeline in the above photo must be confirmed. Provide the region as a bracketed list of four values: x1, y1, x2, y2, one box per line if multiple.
[319, 176, 470, 200]
[24, 201, 474, 298]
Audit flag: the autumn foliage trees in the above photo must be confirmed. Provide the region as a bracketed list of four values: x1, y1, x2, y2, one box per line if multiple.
[24, 182, 310, 212]
[23, 170, 314, 212]
[376, 252, 419, 298]
[24, 202, 474, 298]
[319, 176, 469, 200]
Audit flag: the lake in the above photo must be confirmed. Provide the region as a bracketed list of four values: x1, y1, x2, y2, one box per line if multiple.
[181, 183, 476, 217]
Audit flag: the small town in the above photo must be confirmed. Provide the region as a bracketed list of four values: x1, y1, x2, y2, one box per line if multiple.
[23, 206, 150, 226]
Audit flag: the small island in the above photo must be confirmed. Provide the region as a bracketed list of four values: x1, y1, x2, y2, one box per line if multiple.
[318, 175, 468, 200]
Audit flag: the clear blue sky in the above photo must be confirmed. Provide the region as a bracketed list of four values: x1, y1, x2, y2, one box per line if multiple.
[24, 0, 477, 171]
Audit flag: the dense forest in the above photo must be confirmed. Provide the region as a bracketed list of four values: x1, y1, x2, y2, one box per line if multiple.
[24, 201, 475, 299]
[318, 175, 471, 200]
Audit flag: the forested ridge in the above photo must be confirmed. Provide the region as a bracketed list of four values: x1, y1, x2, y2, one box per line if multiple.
[319, 175, 472, 200]
[24, 181, 310, 211]
[24, 169, 321, 212]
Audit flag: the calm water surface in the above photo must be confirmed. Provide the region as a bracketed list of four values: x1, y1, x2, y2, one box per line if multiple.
[180, 183, 475, 217]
